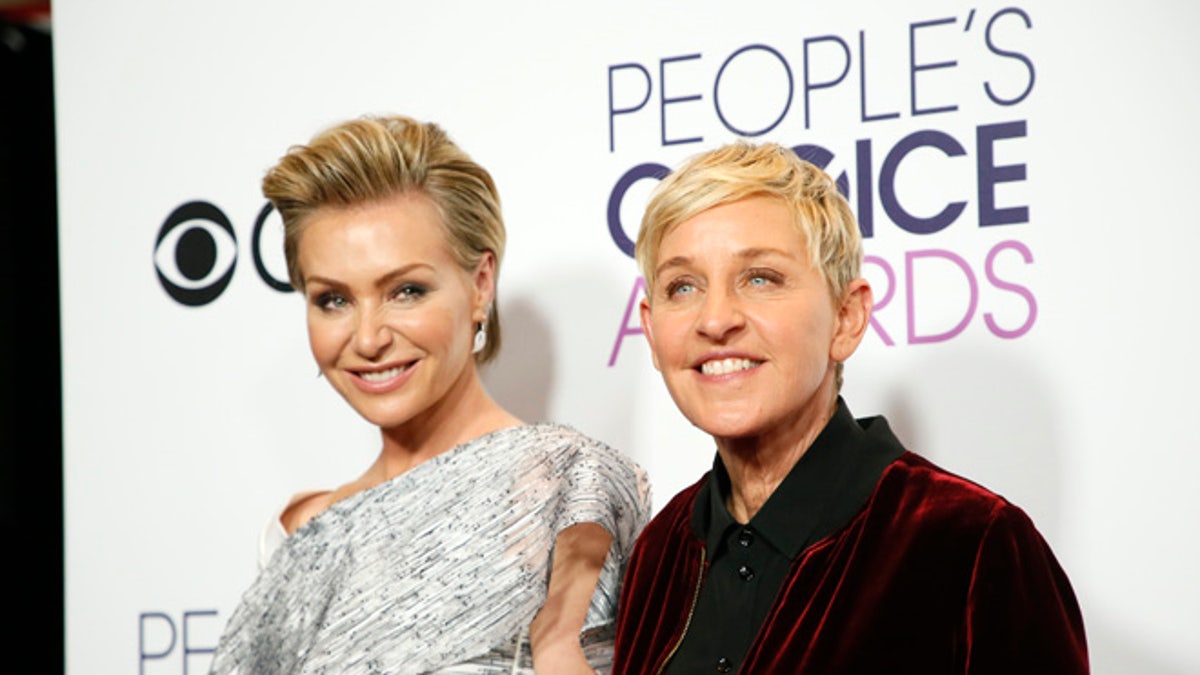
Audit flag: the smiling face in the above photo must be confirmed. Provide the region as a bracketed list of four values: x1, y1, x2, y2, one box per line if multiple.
[298, 191, 492, 431]
[640, 195, 871, 446]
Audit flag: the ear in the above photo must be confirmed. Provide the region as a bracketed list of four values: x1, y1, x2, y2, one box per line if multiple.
[471, 251, 497, 323]
[830, 278, 873, 363]
[638, 297, 662, 372]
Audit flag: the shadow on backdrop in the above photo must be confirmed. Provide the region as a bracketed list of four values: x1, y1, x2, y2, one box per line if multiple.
[481, 270, 645, 468]
[881, 345, 1063, 541]
[482, 295, 556, 424]
[1086, 614, 1192, 675]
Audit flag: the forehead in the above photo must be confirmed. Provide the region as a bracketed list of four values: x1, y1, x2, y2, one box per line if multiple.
[657, 196, 808, 261]
[297, 192, 454, 269]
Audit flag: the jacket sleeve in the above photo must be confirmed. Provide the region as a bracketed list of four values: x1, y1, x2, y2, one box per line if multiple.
[964, 504, 1089, 674]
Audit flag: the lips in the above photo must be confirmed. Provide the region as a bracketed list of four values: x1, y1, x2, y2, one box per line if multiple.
[359, 365, 405, 382]
[698, 357, 762, 376]
[347, 360, 417, 391]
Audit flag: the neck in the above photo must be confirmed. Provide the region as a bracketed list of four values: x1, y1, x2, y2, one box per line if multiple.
[370, 363, 520, 483]
[716, 389, 838, 524]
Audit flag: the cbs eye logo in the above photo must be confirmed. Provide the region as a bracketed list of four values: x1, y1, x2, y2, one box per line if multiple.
[154, 201, 293, 306]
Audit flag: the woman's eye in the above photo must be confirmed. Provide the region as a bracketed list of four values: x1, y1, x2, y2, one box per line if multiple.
[392, 283, 427, 302]
[746, 270, 781, 288]
[665, 281, 695, 298]
[315, 293, 348, 311]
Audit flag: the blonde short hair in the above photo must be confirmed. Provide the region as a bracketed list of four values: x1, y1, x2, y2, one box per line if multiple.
[635, 141, 862, 301]
[263, 115, 505, 363]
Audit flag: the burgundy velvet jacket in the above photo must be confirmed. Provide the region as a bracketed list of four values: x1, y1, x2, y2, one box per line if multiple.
[613, 424, 1088, 674]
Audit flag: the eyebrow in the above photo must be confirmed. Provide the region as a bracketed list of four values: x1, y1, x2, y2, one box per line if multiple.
[303, 262, 436, 291]
[653, 246, 795, 278]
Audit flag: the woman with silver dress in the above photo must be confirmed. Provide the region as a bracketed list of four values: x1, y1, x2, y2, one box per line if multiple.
[210, 115, 650, 675]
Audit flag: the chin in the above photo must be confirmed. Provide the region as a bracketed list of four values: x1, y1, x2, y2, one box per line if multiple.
[685, 409, 765, 440]
[340, 397, 414, 430]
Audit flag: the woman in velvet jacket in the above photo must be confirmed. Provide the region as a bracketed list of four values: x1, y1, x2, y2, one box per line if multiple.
[612, 141, 1088, 674]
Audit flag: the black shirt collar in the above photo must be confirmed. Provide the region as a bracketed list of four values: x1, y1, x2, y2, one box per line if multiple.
[693, 397, 904, 559]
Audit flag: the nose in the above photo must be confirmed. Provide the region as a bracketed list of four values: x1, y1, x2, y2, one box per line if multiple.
[696, 286, 745, 342]
[353, 305, 393, 358]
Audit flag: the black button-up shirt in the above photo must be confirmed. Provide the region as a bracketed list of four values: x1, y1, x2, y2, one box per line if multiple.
[663, 399, 902, 674]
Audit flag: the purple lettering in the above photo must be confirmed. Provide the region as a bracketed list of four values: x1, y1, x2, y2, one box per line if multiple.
[879, 130, 968, 234]
[984, 240, 1038, 338]
[802, 35, 851, 129]
[906, 248, 978, 344]
[609, 276, 648, 366]
[977, 120, 1029, 226]
[863, 255, 896, 346]
[909, 17, 959, 116]
[607, 63, 653, 153]
[660, 54, 704, 146]
[715, 44, 794, 137]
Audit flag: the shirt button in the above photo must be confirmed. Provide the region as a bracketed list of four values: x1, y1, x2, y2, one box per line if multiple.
[737, 528, 754, 547]
[737, 564, 755, 581]
[716, 656, 733, 672]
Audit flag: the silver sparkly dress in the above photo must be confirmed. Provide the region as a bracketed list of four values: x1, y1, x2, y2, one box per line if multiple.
[209, 424, 651, 675]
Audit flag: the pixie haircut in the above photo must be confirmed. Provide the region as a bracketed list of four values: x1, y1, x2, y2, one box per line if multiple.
[263, 114, 505, 364]
[635, 141, 863, 302]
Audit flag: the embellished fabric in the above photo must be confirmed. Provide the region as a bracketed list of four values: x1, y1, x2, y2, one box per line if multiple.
[211, 424, 651, 675]
[613, 413, 1088, 674]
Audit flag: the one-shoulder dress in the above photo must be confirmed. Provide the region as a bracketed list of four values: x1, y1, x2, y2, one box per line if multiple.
[210, 424, 652, 675]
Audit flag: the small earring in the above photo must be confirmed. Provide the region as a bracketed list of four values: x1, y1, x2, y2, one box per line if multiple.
[473, 324, 487, 354]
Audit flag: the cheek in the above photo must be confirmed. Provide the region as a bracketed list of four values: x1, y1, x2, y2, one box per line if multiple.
[306, 315, 342, 365]
[649, 314, 689, 362]
[393, 305, 469, 354]
[786, 311, 839, 370]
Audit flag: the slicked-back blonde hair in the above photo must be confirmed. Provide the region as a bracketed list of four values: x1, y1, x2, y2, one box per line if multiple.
[635, 141, 864, 388]
[264, 115, 505, 363]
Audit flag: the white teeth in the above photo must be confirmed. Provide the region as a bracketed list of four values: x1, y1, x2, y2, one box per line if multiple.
[700, 358, 759, 376]
[360, 366, 403, 382]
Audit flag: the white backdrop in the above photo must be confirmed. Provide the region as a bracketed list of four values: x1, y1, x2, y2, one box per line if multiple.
[55, 2, 1199, 673]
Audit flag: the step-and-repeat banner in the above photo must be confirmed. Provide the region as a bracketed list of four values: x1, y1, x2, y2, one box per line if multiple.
[55, 2, 1199, 673]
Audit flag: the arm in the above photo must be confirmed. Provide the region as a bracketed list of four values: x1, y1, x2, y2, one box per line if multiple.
[964, 505, 1089, 674]
[530, 522, 613, 674]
